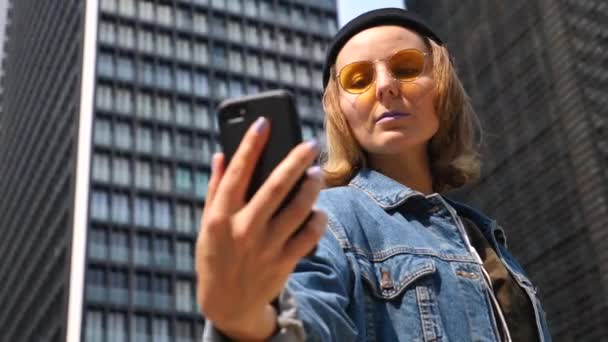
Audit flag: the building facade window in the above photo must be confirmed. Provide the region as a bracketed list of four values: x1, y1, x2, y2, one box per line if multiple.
[100, 0, 117, 12]
[117, 0, 135, 17]
[88, 227, 107, 260]
[227, 20, 242, 42]
[193, 73, 209, 96]
[136, 92, 153, 118]
[176, 101, 192, 126]
[115, 87, 133, 114]
[86, 267, 106, 302]
[99, 21, 116, 45]
[228, 49, 243, 73]
[193, 42, 208, 65]
[244, 24, 259, 46]
[154, 238, 174, 270]
[153, 276, 172, 310]
[134, 196, 152, 226]
[175, 280, 193, 312]
[153, 164, 172, 192]
[94, 118, 112, 146]
[114, 122, 132, 150]
[156, 5, 174, 27]
[211, 0, 225, 9]
[193, 105, 210, 130]
[135, 126, 153, 153]
[261, 27, 275, 50]
[176, 39, 193, 62]
[134, 235, 152, 266]
[176, 133, 194, 161]
[194, 171, 209, 198]
[176, 203, 193, 233]
[109, 231, 129, 264]
[152, 317, 171, 342]
[155, 96, 172, 122]
[211, 46, 227, 69]
[138, 1, 155, 22]
[210, 16, 226, 37]
[176, 69, 193, 94]
[228, 79, 244, 97]
[107, 312, 127, 342]
[176, 9, 193, 31]
[156, 65, 173, 89]
[157, 129, 173, 157]
[117, 25, 135, 49]
[137, 29, 155, 53]
[193, 137, 210, 162]
[97, 53, 114, 78]
[244, 0, 257, 17]
[154, 199, 172, 229]
[176, 241, 193, 272]
[116, 57, 135, 82]
[176, 167, 193, 192]
[279, 61, 294, 84]
[108, 271, 129, 305]
[138, 61, 155, 86]
[85, 310, 104, 342]
[92, 153, 110, 182]
[95, 86, 115, 112]
[245, 54, 261, 76]
[134, 160, 152, 190]
[91, 190, 109, 220]
[132, 315, 151, 342]
[112, 157, 131, 186]
[193, 13, 208, 34]
[295, 64, 311, 87]
[134, 273, 152, 307]
[226, 0, 241, 13]
[176, 320, 194, 342]
[262, 57, 277, 80]
[111, 193, 130, 224]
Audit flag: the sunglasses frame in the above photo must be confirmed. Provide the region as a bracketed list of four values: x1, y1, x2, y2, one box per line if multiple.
[335, 48, 429, 94]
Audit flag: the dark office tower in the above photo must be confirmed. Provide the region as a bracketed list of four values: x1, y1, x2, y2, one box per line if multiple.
[408, 0, 608, 340]
[0, 0, 336, 341]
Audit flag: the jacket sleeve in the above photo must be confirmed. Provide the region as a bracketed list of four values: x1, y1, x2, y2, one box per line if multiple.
[202, 219, 358, 341]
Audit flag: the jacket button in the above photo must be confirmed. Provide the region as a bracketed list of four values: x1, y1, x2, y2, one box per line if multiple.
[380, 268, 394, 290]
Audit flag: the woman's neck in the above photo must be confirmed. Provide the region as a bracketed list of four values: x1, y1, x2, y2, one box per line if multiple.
[368, 147, 434, 195]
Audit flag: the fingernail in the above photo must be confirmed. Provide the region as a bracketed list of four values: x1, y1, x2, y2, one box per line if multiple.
[253, 117, 268, 133]
[211, 153, 220, 172]
[305, 139, 319, 151]
[306, 165, 322, 180]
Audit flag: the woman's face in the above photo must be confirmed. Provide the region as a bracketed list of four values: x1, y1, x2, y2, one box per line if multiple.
[334, 26, 439, 157]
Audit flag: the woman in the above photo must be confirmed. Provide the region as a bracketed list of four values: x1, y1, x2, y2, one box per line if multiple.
[196, 8, 552, 341]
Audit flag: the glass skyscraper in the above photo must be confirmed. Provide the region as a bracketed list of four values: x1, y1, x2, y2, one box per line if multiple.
[0, 0, 336, 341]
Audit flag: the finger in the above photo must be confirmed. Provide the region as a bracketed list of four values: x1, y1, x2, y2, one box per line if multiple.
[215, 117, 270, 212]
[203, 153, 226, 217]
[282, 210, 327, 263]
[245, 140, 320, 224]
[266, 166, 324, 245]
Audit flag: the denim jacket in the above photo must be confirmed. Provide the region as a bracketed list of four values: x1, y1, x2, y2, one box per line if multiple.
[204, 169, 552, 342]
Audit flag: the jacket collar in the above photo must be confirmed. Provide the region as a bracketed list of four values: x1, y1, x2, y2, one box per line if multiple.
[348, 169, 425, 210]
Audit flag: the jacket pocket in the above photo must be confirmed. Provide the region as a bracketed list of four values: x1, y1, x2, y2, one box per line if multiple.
[356, 253, 436, 300]
[355, 253, 445, 341]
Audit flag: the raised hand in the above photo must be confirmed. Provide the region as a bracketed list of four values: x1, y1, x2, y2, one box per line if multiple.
[195, 117, 327, 341]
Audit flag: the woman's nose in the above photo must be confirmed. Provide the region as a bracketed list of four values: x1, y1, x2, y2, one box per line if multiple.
[375, 64, 400, 101]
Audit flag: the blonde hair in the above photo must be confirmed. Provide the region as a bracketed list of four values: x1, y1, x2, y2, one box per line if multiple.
[321, 38, 481, 192]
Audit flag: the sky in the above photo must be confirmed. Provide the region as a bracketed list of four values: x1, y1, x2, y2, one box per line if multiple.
[337, 0, 406, 27]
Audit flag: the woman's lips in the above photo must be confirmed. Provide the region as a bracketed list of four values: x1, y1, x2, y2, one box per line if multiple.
[376, 111, 411, 124]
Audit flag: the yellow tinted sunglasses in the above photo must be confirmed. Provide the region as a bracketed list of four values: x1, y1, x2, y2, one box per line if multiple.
[335, 49, 428, 94]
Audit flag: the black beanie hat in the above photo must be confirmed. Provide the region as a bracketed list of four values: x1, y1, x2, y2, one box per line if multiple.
[322, 7, 443, 89]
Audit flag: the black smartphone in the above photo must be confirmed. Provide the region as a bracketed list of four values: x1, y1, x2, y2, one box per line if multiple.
[217, 89, 305, 203]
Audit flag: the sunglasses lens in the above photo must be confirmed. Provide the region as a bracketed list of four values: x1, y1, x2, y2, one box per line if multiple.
[389, 49, 425, 81]
[339, 61, 374, 94]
